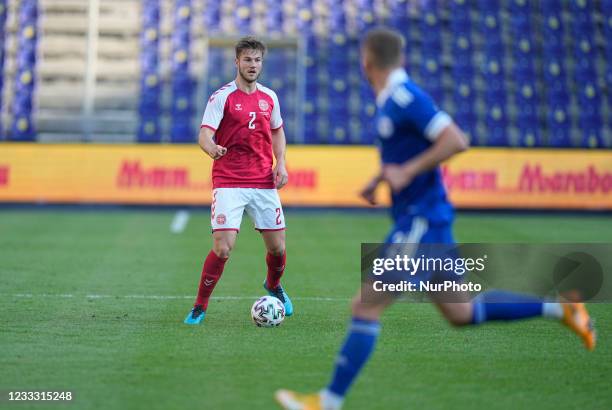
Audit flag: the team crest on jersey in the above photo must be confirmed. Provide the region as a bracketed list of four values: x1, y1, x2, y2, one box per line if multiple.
[216, 214, 226, 225]
[235, 103, 242, 111]
[258, 99, 269, 111]
[377, 116, 394, 139]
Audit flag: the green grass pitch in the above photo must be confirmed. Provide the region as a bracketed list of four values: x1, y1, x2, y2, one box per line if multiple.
[1, 210, 611, 409]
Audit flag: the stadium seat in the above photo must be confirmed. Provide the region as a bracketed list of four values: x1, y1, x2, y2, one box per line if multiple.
[356, 0, 376, 32]
[420, 72, 444, 105]
[303, 40, 320, 146]
[389, 0, 410, 31]
[296, 0, 314, 34]
[486, 119, 508, 147]
[138, 0, 161, 143]
[449, 0, 470, 25]
[203, 0, 221, 33]
[547, 105, 572, 147]
[570, 0, 594, 30]
[265, 6, 283, 35]
[580, 131, 604, 149]
[482, 53, 508, 148]
[515, 82, 539, 123]
[480, 3, 503, 52]
[478, 0, 499, 12]
[170, 0, 194, 143]
[603, 1, 612, 60]
[540, 4, 564, 55]
[509, 0, 532, 29]
[577, 81, 603, 148]
[328, 0, 346, 33]
[10, 0, 38, 141]
[569, 0, 599, 124]
[326, 10, 351, 144]
[450, 21, 477, 143]
[420, 0, 442, 53]
[234, 0, 252, 34]
[518, 126, 542, 147]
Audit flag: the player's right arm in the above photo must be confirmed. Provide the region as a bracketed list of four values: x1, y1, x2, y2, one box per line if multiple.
[198, 127, 227, 160]
[382, 86, 468, 192]
[200, 88, 229, 160]
[382, 122, 467, 192]
[399, 121, 468, 174]
[359, 173, 384, 205]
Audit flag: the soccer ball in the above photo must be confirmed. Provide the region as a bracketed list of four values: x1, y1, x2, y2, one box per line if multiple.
[251, 295, 285, 327]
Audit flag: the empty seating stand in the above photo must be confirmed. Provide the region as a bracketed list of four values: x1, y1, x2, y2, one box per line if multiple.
[1, 0, 609, 147]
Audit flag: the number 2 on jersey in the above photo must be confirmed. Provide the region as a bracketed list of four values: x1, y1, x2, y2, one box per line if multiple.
[248, 112, 256, 129]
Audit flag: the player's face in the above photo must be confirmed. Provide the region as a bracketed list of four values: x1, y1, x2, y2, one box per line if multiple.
[236, 49, 263, 84]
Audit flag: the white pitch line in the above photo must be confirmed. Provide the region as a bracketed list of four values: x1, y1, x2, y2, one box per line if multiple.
[12, 293, 74, 298]
[4, 293, 349, 302]
[170, 210, 190, 234]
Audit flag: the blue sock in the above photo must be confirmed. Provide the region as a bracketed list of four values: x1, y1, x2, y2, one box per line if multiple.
[471, 290, 543, 324]
[327, 317, 381, 397]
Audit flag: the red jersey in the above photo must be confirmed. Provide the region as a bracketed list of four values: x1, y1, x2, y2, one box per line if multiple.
[201, 81, 283, 189]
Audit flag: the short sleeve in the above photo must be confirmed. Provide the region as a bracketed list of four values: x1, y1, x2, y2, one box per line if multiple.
[392, 85, 452, 141]
[270, 92, 283, 130]
[201, 94, 225, 131]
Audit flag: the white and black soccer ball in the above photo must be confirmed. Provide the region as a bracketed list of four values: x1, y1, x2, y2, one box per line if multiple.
[251, 295, 285, 327]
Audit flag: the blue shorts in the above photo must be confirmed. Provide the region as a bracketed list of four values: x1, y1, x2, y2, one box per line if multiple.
[369, 215, 460, 289]
[384, 215, 455, 245]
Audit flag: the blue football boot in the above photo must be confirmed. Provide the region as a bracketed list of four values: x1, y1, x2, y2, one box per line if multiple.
[184, 305, 206, 324]
[263, 281, 294, 316]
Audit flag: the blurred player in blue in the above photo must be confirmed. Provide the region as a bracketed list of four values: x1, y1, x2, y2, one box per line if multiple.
[275, 27, 595, 410]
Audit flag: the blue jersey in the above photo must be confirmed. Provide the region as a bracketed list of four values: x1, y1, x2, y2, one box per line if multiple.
[375, 68, 454, 226]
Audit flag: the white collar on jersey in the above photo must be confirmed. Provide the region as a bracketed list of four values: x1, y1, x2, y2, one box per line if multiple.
[376, 67, 409, 108]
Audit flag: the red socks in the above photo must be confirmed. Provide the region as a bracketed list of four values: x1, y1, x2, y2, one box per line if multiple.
[194, 250, 285, 310]
[195, 250, 228, 310]
[266, 251, 286, 290]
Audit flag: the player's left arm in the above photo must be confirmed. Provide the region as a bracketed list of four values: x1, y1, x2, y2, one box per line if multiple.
[271, 126, 289, 189]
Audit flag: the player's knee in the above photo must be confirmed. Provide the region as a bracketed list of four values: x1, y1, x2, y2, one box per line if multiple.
[213, 241, 233, 258]
[268, 243, 285, 256]
[213, 246, 231, 259]
[351, 295, 383, 320]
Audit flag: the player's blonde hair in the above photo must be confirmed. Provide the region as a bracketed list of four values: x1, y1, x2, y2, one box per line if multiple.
[362, 27, 405, 69]
[235, 36, 266, 59]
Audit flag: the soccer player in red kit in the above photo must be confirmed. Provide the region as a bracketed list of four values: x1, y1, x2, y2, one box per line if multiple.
[184, 37, 293, 324]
